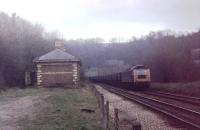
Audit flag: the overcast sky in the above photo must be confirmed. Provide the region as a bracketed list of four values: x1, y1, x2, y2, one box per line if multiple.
[0, 0, 200, 41]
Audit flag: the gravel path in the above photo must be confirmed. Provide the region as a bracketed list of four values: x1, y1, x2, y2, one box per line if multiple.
[0, 95, 45, 130]
[95, 84, 183, 130]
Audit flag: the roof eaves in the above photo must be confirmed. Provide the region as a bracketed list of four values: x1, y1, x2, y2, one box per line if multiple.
[33, 59, 81, 64]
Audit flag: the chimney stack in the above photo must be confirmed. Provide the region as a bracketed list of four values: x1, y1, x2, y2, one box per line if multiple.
[55, 40, 66, 51]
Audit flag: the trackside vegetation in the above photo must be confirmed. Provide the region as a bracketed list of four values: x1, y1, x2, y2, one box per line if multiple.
[18, 87, 103, 130]
[150, 82, 200, 97]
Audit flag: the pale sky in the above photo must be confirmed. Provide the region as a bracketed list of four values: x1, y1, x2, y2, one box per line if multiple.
[0, 0, 200, 41]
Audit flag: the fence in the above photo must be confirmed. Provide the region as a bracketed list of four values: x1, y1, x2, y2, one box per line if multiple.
[90, 84, 141, 130]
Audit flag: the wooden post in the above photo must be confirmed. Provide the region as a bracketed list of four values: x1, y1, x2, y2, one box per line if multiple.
[105, 101, 109, 130]
[100, 94, 105, 126]
[94, 87, 97, 96]
[114, 108, 119, 130]
[25, 71, 31, 86]
[96, 90, 100, 107]
[91, 85, 94, 92]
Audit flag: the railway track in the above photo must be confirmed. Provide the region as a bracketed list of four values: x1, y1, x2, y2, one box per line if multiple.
[143, 91, 200, 106]
[101, 85, 200, 129]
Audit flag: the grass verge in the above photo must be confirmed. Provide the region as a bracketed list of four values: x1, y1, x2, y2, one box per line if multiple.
[18, 87, 102, 130]
[150, 81, 200, 96]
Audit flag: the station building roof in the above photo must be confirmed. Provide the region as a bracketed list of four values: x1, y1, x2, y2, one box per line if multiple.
[33, 49, 80, 63]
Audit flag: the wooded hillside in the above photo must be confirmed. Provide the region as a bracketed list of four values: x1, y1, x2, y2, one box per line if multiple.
[0, 12, 200, 86]
[65, 31, 200, 82]
[0, 12, 56, 86]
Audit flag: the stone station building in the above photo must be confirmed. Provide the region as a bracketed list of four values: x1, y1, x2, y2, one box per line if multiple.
[33, 42, 81, 87]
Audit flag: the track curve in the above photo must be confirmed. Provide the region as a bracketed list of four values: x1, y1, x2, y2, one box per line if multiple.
[100, 85, 200, 129]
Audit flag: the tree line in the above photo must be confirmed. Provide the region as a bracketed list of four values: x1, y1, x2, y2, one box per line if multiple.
[0, 11, 200, 86]
[65, 31, 200, 82]
[0, 12, 57, 86]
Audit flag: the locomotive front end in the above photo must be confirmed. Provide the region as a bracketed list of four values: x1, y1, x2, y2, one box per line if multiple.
[132, 65, 151, 88]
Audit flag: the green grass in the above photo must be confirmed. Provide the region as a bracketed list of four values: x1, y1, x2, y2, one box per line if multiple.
[150, 81, 200, 96]
[18, 87, 103, 130]
[0, 87, 42, 103]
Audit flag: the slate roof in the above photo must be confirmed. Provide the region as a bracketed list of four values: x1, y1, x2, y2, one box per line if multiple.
[33, 49, 80, 63]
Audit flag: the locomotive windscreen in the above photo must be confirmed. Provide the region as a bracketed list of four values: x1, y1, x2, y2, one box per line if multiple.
[134, 69, 149, 75]
[133, 65, 147, 69]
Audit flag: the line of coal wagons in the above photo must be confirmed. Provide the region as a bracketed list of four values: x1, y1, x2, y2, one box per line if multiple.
[88, 65, 151, 90]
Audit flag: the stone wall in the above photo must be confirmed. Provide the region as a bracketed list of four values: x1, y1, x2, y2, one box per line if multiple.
[36, 62, 80, 87]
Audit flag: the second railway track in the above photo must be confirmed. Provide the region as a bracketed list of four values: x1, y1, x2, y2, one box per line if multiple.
[143, 91, 200, 106]
[100, 85, 200, 129]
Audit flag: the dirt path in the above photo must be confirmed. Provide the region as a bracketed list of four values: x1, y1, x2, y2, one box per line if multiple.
[0, 95, 45, 130]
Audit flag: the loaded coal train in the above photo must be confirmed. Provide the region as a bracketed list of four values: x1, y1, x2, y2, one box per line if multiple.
[89, 65, 151, 90]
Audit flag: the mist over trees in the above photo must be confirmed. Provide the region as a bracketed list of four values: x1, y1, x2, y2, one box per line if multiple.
[0, 11, 200, 86]
[65, 31, 200, 83]
[0, 12, 57, 86]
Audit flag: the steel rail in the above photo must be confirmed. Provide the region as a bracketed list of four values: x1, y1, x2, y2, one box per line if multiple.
[143, 91, 200, 105]
[101, 86, 200, 129]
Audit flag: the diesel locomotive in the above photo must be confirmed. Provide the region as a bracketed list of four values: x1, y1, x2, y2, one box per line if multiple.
[89, 65, 151, 90]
